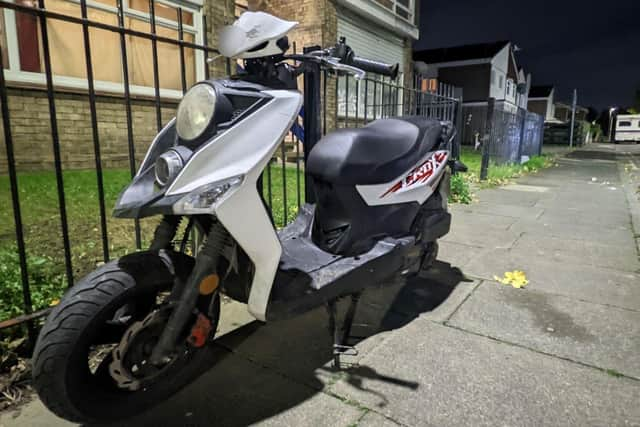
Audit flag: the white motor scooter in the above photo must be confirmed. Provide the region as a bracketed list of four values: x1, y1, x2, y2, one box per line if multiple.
[32, 11, 463, 424]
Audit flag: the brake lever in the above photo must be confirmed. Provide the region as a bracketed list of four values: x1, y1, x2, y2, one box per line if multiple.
[324, 58, 366, 80]
[282, 53, 366, 80]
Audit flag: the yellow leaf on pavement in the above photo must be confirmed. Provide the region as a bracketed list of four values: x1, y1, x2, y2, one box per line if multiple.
[494, 270, 529, 289]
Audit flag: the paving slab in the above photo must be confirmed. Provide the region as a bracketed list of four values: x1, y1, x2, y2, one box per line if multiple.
[214, 261, 476, 388]
[534, 190, 629, 212]
[536, 206, 633, 229]
[0, 350, 362, 427]
[449, 210, 517, 229]
[358, 411, 403, 426]
[329, 321, 640, 427]
[508, 216, 636, 246]
[469, 187, 552, 207]
[0, 400, 73, 427]
[448, 281, 640, 378]
[450, 201, 544, 221]
[115, 346, 362, 427]
[462, 247, 640, 310]
[438, 240, 484, 271]
[511, 233, 639, 272]
[444, 211, 521, 249]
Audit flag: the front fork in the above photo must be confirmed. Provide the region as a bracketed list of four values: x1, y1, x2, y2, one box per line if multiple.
[148, 215, 228, 365]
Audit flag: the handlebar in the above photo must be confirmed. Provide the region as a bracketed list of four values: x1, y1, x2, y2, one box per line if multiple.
[286, 38, 399, 80]
[351, 57, 398, 79]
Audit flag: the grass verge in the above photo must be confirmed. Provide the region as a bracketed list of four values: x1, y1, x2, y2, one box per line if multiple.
[0, 163, 302, 323]
[460, 147, 554, 187]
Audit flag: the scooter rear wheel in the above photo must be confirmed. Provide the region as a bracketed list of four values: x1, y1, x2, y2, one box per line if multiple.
[32, 253, 220, 424]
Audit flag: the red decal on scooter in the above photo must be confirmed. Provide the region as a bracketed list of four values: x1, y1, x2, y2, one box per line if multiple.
[380, 151, 448, 198]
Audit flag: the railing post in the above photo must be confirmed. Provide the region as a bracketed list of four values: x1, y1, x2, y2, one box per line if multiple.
[303, 45, 322, 204]
[0, 49, 37, 345]
[453, 87, 463, 161]
[517, 107, 526, 163]
[480, 97, 495, 181]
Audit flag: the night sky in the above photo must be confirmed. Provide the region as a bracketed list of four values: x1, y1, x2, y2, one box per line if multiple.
[415, 0, 640, 111]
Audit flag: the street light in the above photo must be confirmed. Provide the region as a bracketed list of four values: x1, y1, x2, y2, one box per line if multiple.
[609, 107, 617, 143]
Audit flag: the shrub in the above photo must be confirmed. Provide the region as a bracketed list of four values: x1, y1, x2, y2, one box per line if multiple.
[0, 247, 66, 322]
[449, 173, 472, 204]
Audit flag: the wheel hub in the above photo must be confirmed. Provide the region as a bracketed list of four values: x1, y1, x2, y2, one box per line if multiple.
[109, 308, 178, 391]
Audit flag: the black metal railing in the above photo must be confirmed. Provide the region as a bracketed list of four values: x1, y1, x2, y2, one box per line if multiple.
[0, 0, 461, 347]
[0, 0, 219, 341]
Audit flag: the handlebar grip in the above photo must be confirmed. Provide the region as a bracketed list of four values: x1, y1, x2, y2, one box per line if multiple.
[351, 57, 399, 79]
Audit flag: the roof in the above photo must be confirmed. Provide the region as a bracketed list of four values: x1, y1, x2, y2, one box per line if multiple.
[529, 85, 554, 98]
[413, 41, 510, 64]
[555, 101, 588, 113]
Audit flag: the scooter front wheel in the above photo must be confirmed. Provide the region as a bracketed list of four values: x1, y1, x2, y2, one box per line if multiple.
[32, 252, 220, 424]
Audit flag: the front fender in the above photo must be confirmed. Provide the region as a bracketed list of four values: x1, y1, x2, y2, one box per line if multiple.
[113, 250, 195, 292]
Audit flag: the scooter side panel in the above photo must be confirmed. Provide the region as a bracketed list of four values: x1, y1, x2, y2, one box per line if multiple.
[355, 150, 450, 207]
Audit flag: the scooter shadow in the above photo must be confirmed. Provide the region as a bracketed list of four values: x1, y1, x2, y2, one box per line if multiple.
[100, 260, 468, 427]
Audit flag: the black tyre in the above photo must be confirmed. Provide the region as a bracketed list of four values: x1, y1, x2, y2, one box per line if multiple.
[32, 251, 220, 424]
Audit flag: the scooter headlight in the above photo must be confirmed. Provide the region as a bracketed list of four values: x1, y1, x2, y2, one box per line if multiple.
[173, 175, 244, 214]
[154, 150, 184, 186]
[176, 83, 217, 140]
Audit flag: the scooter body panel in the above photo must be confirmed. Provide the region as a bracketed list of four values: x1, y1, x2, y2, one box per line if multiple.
[267, 204, 416, 321]
[171, 89, 303, 321]
[356, 150, 450, 206]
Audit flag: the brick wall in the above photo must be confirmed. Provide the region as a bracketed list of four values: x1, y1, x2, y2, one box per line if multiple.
[204, 0, 236, 78]
[0, 88, 177, 171]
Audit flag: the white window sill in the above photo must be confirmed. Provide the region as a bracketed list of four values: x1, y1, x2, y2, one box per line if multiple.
[4, 69, 184, 101]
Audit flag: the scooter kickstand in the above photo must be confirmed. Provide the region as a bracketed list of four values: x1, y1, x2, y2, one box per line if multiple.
[326, 293, 362, 369]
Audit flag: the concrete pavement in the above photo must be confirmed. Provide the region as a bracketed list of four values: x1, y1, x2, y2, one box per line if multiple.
[2, 143, 639, 426]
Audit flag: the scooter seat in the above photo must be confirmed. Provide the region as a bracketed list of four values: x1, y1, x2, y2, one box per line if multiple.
[307, 117, 445, 185]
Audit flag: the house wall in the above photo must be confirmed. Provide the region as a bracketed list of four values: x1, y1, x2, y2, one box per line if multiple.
[248, 0, 415, 132]
[489, 44, 509, 101]
[527, 99, 548, 117]
[438, 64, 490, 102]
[528, 96, 555, 122]
[0, 0, 235, 172]
[555, 104, 571, 122]
[555, 104, 588, 123]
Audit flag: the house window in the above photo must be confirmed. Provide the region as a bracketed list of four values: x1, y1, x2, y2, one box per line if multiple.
[338, 75, 403, 120]
[498, 75, 503, 89]
[2, 0, 203, 96]
[491, 69, 496, 85]
[420, 78, 437, 93]
[618, 121, 632, 127]
[373, 0, 415, 23]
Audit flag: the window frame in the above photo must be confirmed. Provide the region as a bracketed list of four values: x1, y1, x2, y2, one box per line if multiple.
[337, 74, 405, 120]
[373, 0, 415, 24]
[1, 0, 205, 99]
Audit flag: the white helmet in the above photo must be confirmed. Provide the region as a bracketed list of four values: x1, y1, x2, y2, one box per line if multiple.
[219, 11, 298, 59]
